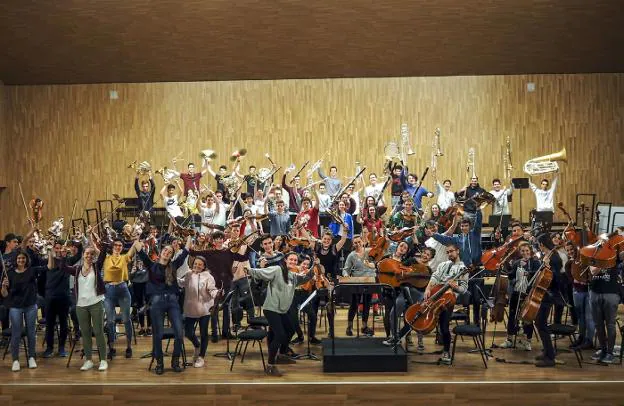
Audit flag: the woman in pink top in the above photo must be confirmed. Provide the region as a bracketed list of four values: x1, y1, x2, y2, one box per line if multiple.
[180, 256, 219, 368]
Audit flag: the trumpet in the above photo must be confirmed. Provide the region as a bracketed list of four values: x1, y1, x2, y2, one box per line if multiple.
[307, 151, 329, 178]
[434, 128, 444, 157]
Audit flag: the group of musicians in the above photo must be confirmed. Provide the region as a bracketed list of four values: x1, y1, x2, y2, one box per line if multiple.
[1, 148, 623, 376]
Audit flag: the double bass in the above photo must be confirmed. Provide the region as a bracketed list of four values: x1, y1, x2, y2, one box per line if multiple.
[377, 257, 431, 289]
[403, 267, 470, 334]
[520, 249, 555, 323]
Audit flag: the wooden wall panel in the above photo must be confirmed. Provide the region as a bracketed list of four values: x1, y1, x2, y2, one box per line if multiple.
[1, 74, 623, 234]
[1, 0, 623, 85]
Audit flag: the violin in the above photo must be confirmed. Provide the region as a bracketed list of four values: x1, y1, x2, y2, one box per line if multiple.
[481, 235, 523, 271]
[558, 202, 597, 247]
[229, 230, 259, 253]
[377, 257, 431, 289]
[387, 226, 416, 242]
[489, 246, 518, 323]
[286, 236, 315, 249]
[520, 249, 555, 323]
[368, 227, 389, 262]
[579, 231, 624, 269]
[301, 263, 331, 293]
[403, 267, 470, 334]
[437, 204, 464, 229]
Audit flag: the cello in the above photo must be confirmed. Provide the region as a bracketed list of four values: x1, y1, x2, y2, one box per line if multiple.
[403, 267, 470, 334]
[481, 235, 523, 271]
[489, 246, 518, 323]
[579, 230, 624, 269]
[520, 249, 555, 323]
[377, 257, 431, 289]
[557, 202, 597, 247]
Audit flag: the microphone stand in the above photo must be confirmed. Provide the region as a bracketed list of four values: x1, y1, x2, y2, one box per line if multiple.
[294, 290, 320, 361]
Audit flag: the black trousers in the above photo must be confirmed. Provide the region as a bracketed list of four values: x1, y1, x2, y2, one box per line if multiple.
[292, 290, 318, 339]
[132, 282, 151, 328]
[264, 309, 295, 364]
[535, 295, 555, 360]
[211, 290, 231, 336]
[231, 278, 255, 327]
[348, 293, 371, 324]
[468, 278, 485, 324]
[184, 315, 210, 357]
[45, 296, 70, 350]
[507, 291, 533, 339]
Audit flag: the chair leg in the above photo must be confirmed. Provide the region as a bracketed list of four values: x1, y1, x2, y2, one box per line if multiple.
[258, 341, 266, 371]
[230, 341, 241, 372]
[474, 336, 488, 369]
[148, 355, 154, 371]
[165, 338, 171, 353]
[22, 337, 28, 359]
[450, 334, 458, 365]
[241, 341, 250, 363]
[567, 335, 583, 368]
[2, 341, 8, 360]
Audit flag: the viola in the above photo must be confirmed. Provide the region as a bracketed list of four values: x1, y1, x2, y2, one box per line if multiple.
[520, 249, 554, 323]
[286, 236, 315, 249]
[558, 202, 597, 247]
[579, 231, 624, 269]
[403, 267, 470, 334]
[437, 204, 464, 229]
[481, 235, 523, 271]
[377, 257, 431, 289]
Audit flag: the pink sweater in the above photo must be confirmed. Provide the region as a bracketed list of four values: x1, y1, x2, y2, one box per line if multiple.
[181, 270, 218, 318]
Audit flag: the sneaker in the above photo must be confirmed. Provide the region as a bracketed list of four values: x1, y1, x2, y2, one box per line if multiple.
[345, 327, 353, 337]
[265, 365, 283, 377]
[499, 339, 514, 349]
[154, 361, 164, 375]
[576, 341, 594, 350]
[601, 353, 616, 364]
[138, 328, 146, 336]
[309, 337, 322, 345]
[283, 348, 299, 359]
[125, 348, 133, 358]
[193, 357, 205, 368]
[534, 353, 546, 361]
[382, 337, 397, 346]
[592, 349, 605, 361]
[417, 340, 426, 352]
[440, 352, 452, 365]
[58, 348, 68, 357]
[517, 339, 532, 351]
[146, 328, 152, 337]
[98, 360, 108, 371]
[290, 336, 304, 345]
[362, 327, 374, 336]
[42, 348, 54, 358]
[28, 357, 37, 369]
[171, 358, 183, 373]
[80, 360, 94, 371]
[12, 360, 20, 372]
[193, 347, 200, 363]
[211, 334, 219, 343]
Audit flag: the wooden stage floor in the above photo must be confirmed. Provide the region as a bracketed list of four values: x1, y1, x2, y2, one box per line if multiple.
[2, 308, 624, 405]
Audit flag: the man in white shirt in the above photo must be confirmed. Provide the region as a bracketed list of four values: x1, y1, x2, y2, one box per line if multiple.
[529, 173, 558, 212]
[364, 173, 385, 206]
[423, 220, 448, 272]
[490, 178, 513, 216]
[435, 179, 455, 212]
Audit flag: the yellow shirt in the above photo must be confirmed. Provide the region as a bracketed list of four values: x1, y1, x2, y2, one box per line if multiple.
[103, 254, 132, 283]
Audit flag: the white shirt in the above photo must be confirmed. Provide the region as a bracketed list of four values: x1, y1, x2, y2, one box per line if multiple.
[425, 237, 448, 273]
[77, 269, 104, 308]
[212, 202, 229, 227]
[317, 192, 332, 213]
[200, 204, 216, 233]
[165, 195, 184, 218]
[350, 191, 360, 215]
[530, 176, 558, 212]
[490, 187, 513, 216]
[364, 184, 385, 205]
[254, 199, 266, 215]
[435, 182, 456, 211]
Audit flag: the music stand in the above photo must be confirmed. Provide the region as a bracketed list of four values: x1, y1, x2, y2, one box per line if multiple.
[214, 290, 236, 360]
[488, 215, 511, 237]
[511, 178, 530, 224]
[295, 290, 320, 361]
[532, 211, 554, 233]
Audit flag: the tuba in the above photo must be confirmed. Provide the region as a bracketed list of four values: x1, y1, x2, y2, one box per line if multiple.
[523, 148, 567, 175]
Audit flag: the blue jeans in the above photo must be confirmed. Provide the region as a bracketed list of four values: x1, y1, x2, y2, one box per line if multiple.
[103, 282, 133, 347]
[573, 290, 595, 343]
[150, 293, 183, 361]
[9, 305, 37, 361]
